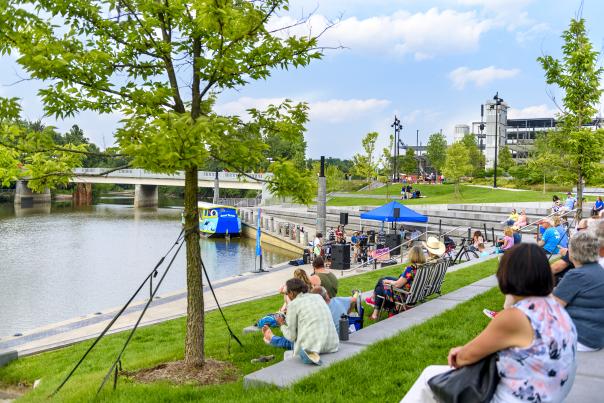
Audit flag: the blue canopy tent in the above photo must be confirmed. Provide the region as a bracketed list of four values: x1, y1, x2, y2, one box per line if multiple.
[360, 201, 428, 223]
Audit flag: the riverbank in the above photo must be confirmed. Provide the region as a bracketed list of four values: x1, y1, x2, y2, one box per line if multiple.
[0, 259, 498, 401]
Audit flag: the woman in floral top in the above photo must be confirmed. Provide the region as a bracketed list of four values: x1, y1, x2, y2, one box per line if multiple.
[402, 243, 577, 403]
[366, 246, 426, 320]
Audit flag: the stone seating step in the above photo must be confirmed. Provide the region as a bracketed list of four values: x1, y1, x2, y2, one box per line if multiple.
[243, 275, 497, 389]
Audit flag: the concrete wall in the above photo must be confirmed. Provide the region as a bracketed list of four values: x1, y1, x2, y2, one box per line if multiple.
[241, 224, 304, 254]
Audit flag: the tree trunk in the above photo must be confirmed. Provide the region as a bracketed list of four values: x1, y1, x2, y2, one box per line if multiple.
[576, 170, 583, 221]
[184, 167, 205, 366]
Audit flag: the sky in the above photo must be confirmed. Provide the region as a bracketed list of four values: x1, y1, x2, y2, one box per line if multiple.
[1, 0, 603, 159]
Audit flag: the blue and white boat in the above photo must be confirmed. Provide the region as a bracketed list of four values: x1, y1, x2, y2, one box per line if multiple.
[196, 202, 241, 238]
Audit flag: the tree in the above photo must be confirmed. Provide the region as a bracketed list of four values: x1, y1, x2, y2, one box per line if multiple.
[0, 0, 323, 367]
[380, 134, 394, 180]
[399, 147, 417, 175]
[442, 142, 472, 198]
[460, 133, 485, 176]
[537, 18, 604, 218]
[498, 146, 515, 172]
[353, 132, 379, 181]
[311, 161, 342, 192]
[426, 132, 447, 175]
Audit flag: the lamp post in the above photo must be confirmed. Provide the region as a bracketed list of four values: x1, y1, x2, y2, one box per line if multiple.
[391, 116, 403, 182]
[491, 93, 503, 188]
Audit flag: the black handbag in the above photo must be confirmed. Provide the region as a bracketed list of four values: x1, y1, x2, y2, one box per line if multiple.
[427, 354, 500, 403]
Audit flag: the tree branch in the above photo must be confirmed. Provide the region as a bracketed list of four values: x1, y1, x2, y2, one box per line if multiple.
[211, 155, 275, 184]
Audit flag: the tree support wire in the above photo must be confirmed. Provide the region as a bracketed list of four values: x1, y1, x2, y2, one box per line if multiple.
[50, 229, 184, 397]
[200, 256, 244, 352]
[97, 236, 186, 396]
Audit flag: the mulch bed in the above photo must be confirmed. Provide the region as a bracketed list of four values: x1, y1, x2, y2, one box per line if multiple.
[124, 360, 239, 386]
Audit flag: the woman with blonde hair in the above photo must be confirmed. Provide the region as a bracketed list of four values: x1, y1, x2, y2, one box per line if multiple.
[278, 268, 311, 311]
[366, 246, 427, 320]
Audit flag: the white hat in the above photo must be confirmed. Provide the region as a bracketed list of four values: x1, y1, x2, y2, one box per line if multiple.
[423, 236, 446, 256]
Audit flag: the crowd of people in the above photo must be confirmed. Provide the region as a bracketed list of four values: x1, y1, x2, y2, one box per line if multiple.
[255, 191, 604, 403]
[403, 208, 604, 402]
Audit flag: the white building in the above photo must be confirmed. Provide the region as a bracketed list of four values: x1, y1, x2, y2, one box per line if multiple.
[470, 98, 509, 169]
[453, 124, 470, 142]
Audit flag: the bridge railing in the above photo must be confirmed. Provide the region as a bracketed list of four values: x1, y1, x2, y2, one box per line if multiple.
[72, 168, 269, 182]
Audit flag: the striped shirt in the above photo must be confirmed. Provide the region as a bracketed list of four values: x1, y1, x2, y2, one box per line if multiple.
[281, 293, 339, 358]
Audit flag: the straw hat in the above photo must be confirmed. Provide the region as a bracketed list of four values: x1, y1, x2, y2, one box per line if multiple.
[423, 236, 446, 256]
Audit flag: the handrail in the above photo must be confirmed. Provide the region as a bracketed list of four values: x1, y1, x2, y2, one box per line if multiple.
[336, 231, 429, 275]
[438, 225, 471, 238]
[515, 209, 577, 234]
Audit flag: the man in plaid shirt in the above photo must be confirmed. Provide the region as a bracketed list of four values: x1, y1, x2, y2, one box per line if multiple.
[276, 278, 339, 365]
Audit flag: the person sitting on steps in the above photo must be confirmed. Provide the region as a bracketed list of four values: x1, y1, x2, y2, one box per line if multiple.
[309, 256, 339, 298]
[404, 243, 577, 403]
[271, 278, 339, 365]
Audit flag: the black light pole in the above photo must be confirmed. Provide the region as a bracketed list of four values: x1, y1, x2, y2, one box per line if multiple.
[391, 116, 403, 182]
[492, 93, 503, 188]
[416, 129, 419, 175]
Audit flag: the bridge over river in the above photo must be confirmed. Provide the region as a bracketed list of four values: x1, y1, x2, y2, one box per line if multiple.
[14, 168, 271, 208]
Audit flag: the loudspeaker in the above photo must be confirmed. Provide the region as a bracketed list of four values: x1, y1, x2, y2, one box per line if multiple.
[340, 212, 349, 225]
[331, 244, 350, 270]
[393, 207, 400, 218]
[385, 234, 401, 256]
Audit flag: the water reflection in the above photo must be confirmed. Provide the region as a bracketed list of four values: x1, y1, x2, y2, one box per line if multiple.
[0, 202, 295, 337]
[13, 203, 52, 217]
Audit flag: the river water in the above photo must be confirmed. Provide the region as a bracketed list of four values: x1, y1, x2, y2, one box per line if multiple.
[0, 198, 296, 338]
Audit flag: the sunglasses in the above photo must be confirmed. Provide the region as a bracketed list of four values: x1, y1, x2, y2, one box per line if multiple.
[577, 227, 588, 231]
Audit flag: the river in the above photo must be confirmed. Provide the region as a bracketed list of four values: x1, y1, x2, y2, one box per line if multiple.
[0, 198, 296, 338]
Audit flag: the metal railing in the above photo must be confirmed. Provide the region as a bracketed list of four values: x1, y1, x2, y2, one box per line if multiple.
[72, 168, 270, 182]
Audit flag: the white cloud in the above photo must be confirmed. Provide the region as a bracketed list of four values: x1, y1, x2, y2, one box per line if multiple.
[269, 8, 493, 60]
[215, 96, 390, 123]
[310, 98, 390, 122]
[449, 66, 520, 89]
[507, 104, 558, 119]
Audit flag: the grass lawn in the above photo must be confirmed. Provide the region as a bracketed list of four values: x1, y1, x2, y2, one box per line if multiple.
[0, 259, 498, 402]
[328, 183, 562, 206]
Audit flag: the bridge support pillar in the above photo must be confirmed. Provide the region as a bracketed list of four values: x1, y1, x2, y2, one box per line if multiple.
[134, 184, 158, 208]
[73, 183, 93, 206]
[14, 180, 51, 206]
[213, 171, 220, 204]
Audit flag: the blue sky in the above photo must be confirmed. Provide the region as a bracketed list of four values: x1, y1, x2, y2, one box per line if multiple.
[1, 0, 603, 159]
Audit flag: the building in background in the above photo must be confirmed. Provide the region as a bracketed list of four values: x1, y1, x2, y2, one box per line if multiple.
[469, 98, 509, 169]
[453, 124, 470, 142]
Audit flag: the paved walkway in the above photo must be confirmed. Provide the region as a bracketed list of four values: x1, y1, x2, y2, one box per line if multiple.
[0, 258, 401, 359]
[466, 184, 529, 192]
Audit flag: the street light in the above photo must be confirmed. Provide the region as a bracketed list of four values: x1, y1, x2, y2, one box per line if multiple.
[490, 92, 504, 188]
[391, 116, 403, 182]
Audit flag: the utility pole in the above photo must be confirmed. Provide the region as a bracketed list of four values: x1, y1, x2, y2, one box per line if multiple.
[391, 116, 403, 182]
[416, 129, 419, 175]
[316, 156, 326, 237]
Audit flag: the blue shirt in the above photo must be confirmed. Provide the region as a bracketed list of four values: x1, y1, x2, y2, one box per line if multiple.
[564, 197, 576, 210]
[595, 200, 604, 210]
[555, 225, 568, 248]
[554, 262, 604, 349]
[542, 227, 561, 254]
[329, 297, 350, 332]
